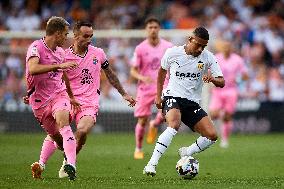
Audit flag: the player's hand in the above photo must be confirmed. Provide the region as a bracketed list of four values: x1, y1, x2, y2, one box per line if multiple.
[202, 74, 214, 83]
[155, 96, 163, 109]
[59, 61, 78, 70]
[22, 96, 29, 104]
[141, 76, 154, 84]
[70, 97, 81, 112]
[123, 94, 136, 107]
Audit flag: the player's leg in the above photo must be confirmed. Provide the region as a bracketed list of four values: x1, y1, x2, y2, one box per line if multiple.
[75, 115, 95, 153]
[51, 132, 63, 151]
[59, 114, 95, 178]
[32, 132, 64, 179]
[209, 109, 221, 121]
[220, 113, 233, 148]
[54, 109, 77, 180]
[147, 110, 164, 144]
[52, 93, 77, 180]
[144, 97, 181, 176]
[39, 135, 57, 165]
[31, 134, 55, 179]
[219, 91, 237, 148]
[134, 116, 148, 159]
[179, 116, 217, 157]
[31, 106, 57, 179]
[134, 94, 153, 159]
[74, 106, 98, 154]
[209, 92, 222, 130]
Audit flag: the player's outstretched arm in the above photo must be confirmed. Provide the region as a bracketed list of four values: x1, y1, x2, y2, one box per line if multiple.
[155, 67, 167, 109]
[28, 57, 61, 75]
[103, 66, 136, 107]
[28, 57, 78, 75]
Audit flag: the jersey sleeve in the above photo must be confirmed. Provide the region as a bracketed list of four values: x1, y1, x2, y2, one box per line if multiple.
[208, 53, 223, 77]
[98, 48, 109, 69]
[161, 48, 171, 70]
[131, 46, 141, 67]
[26, 43, 40, 62]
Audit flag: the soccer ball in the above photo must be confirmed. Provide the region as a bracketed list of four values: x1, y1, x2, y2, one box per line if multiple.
[176, 156, 199, 179]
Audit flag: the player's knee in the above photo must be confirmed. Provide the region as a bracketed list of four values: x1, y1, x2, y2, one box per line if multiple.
[55, 111, 70, 127]
[210, 111, 219, 120]
[138, 117, 148, 126]
[77, 128, 88, 137]
[168, 120, 181, 131]
[223, 114, 232, 122]
[56, 119, 70, 128]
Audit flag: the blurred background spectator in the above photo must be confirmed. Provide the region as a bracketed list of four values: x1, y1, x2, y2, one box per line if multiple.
[0, 0, 283, 111]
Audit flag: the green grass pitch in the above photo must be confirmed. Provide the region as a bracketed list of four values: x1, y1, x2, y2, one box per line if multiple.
[0, 133, 284, 189]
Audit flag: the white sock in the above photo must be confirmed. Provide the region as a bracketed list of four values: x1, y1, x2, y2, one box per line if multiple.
[187, 136, 216, 156]
[148, 127, 177, 166]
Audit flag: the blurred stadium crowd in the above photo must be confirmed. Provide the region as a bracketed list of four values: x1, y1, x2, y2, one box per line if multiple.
[0, 0, 283, 111]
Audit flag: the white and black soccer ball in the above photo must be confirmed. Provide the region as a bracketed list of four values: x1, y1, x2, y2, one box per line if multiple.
[176, 156, 199, 179]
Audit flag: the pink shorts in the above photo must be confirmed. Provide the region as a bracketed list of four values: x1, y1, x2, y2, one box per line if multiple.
[33, 92, 71, 135]
[134, 92, 156, 117]
[209, 89, 238, 114]
[71, 104, 99, 125]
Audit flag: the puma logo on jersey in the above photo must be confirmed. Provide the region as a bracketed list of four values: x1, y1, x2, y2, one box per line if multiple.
[175, 71, 201, 80]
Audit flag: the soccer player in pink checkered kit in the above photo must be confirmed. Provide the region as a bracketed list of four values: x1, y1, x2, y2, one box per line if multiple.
[130, 17, 173, 159]
[26, 16, 79, 180]
[57, 21, 136, 178]
[209, 39, 248, 148]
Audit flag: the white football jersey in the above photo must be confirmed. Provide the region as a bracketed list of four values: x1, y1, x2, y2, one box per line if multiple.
[161, 45, 223, 104]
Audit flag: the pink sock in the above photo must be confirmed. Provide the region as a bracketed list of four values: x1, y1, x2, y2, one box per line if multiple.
[39, 138, 57, 165]
[153, 112, 164, 126]
[59, 125, 76, 166]
[221, 121, 233, 142]
[135, 124, 145, 150]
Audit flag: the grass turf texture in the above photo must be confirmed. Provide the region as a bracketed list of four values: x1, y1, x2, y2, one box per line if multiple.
[0, 133, 284, 189]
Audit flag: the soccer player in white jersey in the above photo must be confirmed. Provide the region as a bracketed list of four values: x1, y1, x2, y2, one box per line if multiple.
[143, 27, 225, 176]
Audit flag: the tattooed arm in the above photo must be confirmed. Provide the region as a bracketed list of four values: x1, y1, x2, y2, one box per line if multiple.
[103, 66, 136, 107]
[103, 66, 127, 96]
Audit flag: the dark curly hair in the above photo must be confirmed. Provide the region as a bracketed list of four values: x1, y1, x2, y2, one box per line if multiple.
[193, 27, 209, 40]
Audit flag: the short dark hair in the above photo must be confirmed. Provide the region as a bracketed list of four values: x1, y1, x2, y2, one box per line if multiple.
[145, 17, 160, 27]
[46, 16, 69, 36]
[193, 27, 209, 40]
[73, 21, 93, 34]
